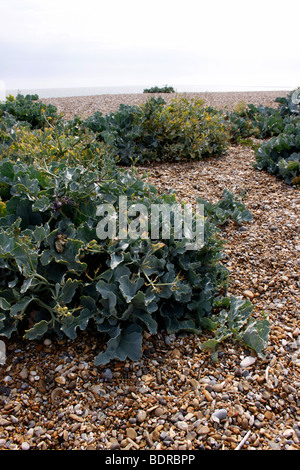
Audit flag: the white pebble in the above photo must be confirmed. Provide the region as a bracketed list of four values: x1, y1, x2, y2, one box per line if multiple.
[21, 442, 30, 450]
[240, 356, 256, 368]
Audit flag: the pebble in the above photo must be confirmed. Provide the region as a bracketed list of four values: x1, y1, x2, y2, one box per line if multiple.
[55, 375, 66, 385]
[154, 407, 164, 417]
[21, 442, 30, 450]
[19, 368, 29, 380]
[103, 368, 113, 381]
[136, 410, 147, 423]
[175, 421, 188, 431]
[243, 290, 255, 299]
[211, 409, 228, 423]
[240, 356, 256, 368]
[0, 439, 6, 448]
[197, 425, 210, 436]
[126, 428, 137, 440]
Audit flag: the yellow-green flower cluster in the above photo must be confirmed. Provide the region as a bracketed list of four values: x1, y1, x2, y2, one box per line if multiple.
[1, 125, 110, 169]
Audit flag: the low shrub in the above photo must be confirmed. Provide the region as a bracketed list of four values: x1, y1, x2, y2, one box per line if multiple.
[0, 94, 60, 130]
[275, 89, 300, 117]
[255, 121, 300, 185]
[84, 97, 230, 164]
[1, 121, 111, 170]
[226, 100, 293, 142]
[143, 85, 175, 93]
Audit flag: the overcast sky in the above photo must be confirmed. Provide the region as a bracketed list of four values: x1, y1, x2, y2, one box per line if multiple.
[0, 0, 299, 93]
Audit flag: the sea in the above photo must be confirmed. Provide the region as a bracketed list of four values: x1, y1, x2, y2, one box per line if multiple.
[4, 84, 294, 100]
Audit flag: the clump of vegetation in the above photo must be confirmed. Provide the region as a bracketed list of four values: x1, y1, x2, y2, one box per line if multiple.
[226, 100, 294, 143]
[83, 97, 230, 165]
[224, 88, 300, 185]
[0, 156, 266, 364]
[0, 94, 60, 130]
[143, 85, 175, 93]
[254, 121, 300, 185]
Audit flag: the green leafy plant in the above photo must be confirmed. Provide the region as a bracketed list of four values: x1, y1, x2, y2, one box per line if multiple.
[275, 88, 300, 117]
[1, 120, 111, 170]
[226, 100, 292, 143]
[0, 156, 267, 364]
[0, 94, 61, 130]
[200, 296, 270, 361]
[84, 97, 230, 165]
[254, 121, 300, 185]
[143, 85, 175, 93]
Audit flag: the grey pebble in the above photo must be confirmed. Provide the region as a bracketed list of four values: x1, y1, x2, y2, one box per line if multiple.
[211, 409, 228, 423]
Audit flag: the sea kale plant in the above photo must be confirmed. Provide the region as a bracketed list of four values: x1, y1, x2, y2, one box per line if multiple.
[255, 121, 300, 185]
[143, 85, 175, 93]
[0, 157, 269, 364]
[83, 97, 230, 165]
[0, 94, 60, 130]
[254, 88, 300, 185]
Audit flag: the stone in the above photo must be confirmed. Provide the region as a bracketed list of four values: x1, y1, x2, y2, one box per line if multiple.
[55, 375, 66, 385]
[196, 425, 210, 436]
[126, 428, 137, 440]
[211, 409, 228, 423]
[0, 439, 6, 449]
[212, 383, 224, 392]
[151, 430, 161, 441]
[240, 356, 256, 368]
[243, 290, 255, 299]
[103, 368, 113, 381]
[176, 421, 188, 431]
[0, 340, 6, 365]
[136, 410, 147, 423]
[171, 348, 181, 358]
[154, 407, 164, 417]
[203, 388, 213, 402]
[19, 368, 29, 380]
[21, 442, 30, 450]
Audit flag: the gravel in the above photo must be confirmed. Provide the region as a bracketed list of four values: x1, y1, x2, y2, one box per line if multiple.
[1, 91, 299, 451]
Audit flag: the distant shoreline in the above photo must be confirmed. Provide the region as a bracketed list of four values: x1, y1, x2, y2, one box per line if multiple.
[39, 90, 289, 120]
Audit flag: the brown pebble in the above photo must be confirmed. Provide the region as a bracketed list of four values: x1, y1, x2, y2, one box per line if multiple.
[197, 425, 210, 436]
[154, 407, 164, 417]
[243, 290, 255, 299]
[126, 428, 137, 440]
[171, 349, 181, 358]
[212, 383, 224, 392]
[203, 388, 213, 402]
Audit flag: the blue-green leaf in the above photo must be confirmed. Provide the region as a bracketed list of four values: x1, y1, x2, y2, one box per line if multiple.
[94, 324, 143, 365]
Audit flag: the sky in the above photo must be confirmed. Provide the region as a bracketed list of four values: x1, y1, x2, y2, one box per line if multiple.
[0, 0, 299, 94]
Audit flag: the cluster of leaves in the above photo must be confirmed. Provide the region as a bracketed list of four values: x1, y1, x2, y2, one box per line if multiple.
[225, 88, 300, 185]
[143, 85, 175, 93]
[226, 100, 295, 143]
[0, 94, 60, 130]
[0, 156, 268, 364]
[1, 122, 112, 170]
[254, 121, 300, 185]
[274, 89, 300, 118]
[83, 97, 229, 165]
[253, 89, 300, 185]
